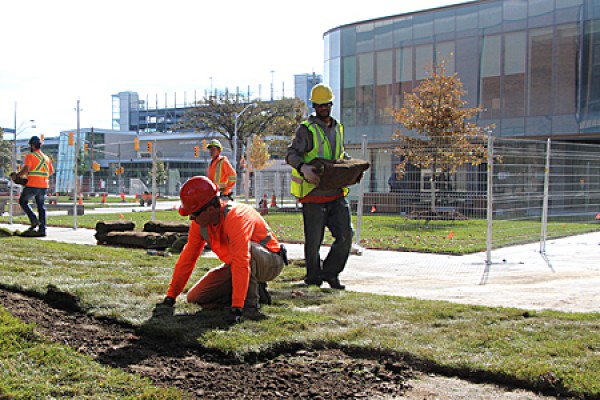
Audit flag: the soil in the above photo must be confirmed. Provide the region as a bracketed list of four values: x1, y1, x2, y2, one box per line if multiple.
[0, 287, 561, 399]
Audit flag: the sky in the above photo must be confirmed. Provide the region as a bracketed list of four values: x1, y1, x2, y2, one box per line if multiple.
[0, 0, 470, 138]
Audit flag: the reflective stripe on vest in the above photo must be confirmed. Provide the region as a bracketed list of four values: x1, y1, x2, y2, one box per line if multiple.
[214, 159, 224, 189]
[290, 120, 345, 198]
[28, 152, 50, 177]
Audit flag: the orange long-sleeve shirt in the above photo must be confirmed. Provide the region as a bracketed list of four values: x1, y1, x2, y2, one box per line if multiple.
[166, 201, 280, 308]
[207, 155, 236, 195]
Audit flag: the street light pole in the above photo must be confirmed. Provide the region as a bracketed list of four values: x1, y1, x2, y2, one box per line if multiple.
[73, 99, 81, 229]
[9, 102, 35, 225]
[233, 102, 256, 197]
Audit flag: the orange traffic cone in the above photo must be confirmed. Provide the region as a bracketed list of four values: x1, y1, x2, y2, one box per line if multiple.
[447, 231, 455, 240]
[270, 194, 277, 208]
[119, 213, 124, 219]
[371, 205, 376, 213]
[101, 193, 107, 204]
[78, 195, 83, 205]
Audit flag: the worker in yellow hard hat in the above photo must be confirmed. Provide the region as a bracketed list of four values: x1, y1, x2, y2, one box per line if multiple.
[285, 83, 353, 290]
[206, 139, 237, 200]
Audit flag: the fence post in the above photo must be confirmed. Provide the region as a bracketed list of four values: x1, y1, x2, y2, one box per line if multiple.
[354, 135, 368, 250]
[485, 135, 494, 267]
[540, 138, 551, 254]
[245, 135, 252, 204]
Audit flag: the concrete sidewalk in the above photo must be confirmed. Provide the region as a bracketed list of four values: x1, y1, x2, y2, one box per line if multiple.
[2, 222, 599, 313]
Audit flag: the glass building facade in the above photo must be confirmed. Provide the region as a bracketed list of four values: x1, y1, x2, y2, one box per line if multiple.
[324, 0, 600, 146]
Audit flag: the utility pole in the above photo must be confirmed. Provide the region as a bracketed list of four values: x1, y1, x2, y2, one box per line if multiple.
[73, 99, 81, 229]
[151, 140, 157, 221]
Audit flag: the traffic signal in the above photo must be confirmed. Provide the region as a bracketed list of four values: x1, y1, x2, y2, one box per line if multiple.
[84, 143, 89, 154]
[194, 146, 200, 158]
[68, 132, 74, 146]
[134, 137, 139, 151]
[201, 139, 207, 151]
[147, 142, 153, 153]
[115, 167, 125, 175]
[92, 162, 100, 171]
[120, 167, 125, 175]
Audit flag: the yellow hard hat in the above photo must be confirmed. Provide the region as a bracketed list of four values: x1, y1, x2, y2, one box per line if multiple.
[309, 83, 334, 105]
[207, 139, 223, 150]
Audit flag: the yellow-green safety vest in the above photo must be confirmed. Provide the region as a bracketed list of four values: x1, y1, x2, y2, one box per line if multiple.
[290, 120, 347, 198]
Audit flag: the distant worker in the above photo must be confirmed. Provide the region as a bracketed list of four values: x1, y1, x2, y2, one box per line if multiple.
[207, 139, 237, 200]
[161, 176, 287, 323]
[286, 83, 353, 290]
[14, 136, 54, 237]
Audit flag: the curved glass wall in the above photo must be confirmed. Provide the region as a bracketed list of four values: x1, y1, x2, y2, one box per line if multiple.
[324, 0, 599, 145]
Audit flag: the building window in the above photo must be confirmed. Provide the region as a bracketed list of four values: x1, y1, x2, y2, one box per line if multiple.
[528, 28, 554, 116]
[342, 56, 357, 126]
[503, 31, 527, 117]
[480, 35, 502, 119]
[395, 47, 413, 108]
[376, 51, 394, 124]
[555, 24, 578, 115]
[357, 53, 374, 126]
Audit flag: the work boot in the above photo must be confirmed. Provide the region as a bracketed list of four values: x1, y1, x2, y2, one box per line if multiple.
[324, 278, 345, 290]
[258, 282, 272, 305]
[26, 222, 39, 232]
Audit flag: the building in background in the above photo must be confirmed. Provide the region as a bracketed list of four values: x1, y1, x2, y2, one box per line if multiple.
[294, 73, 323, 112]
[323, 0, 598, 190]
[53, 129, 224, 195]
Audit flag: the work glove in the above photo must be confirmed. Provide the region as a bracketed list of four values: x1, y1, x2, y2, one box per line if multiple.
[152, 296, 175, 318]
[300, 164, 320, 185]
[161, 296, 175, 307]
[224, 307, 244, 324]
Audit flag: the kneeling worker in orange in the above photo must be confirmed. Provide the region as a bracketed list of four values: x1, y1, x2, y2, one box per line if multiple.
[161, 176, 287, 323]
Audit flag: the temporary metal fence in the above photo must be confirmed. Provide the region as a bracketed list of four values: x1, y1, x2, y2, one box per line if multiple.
[246, 136, 600, 275]
[46, 134, 599, 274]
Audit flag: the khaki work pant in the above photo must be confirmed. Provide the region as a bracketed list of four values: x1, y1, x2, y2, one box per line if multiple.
[186, 242, 284, 308]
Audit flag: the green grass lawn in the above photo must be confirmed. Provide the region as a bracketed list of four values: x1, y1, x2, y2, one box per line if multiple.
[2, 207, 597, 254]
[0, 237, 599, 398]
[0, 307, 185, 399]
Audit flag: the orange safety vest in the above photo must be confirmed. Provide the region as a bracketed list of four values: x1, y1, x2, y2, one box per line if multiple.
[166, 202, 280, 308]
[207, 155, 237, 195]
[24, 150, 54, 189]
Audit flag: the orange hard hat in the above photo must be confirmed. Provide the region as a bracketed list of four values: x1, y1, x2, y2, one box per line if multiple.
[178, 176, 218, 216]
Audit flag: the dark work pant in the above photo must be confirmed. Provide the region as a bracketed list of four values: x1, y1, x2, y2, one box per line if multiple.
[301, 197, 353, 283]
[19, 187, 48, 232]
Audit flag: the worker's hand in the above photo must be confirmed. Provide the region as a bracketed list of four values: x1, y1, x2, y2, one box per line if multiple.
[224, 307, 243, 324]
[152, 296, 175, 318]
[161, 296, 175, 307]
[300, 164, 320, 185]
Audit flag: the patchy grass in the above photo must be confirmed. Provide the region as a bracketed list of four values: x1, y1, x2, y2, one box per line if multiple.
[0, 307, 185, 399]
[0, 238, 599, 397]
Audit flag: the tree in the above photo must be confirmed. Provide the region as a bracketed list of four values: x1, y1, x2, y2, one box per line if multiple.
[392, 59, 493, 213]
[147, 158, 167, 195]
[178, 93, 305, 175]
[248, 135, 271, 171]
[0, 128, 11, 175]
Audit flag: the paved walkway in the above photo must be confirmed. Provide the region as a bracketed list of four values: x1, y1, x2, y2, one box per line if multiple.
[2, 222, 599, 313]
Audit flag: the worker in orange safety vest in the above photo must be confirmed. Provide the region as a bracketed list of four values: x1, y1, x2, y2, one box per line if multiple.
[206, 139, 236, 199]
[160, 176, 287, 323]
[14, 136, 54, 237]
